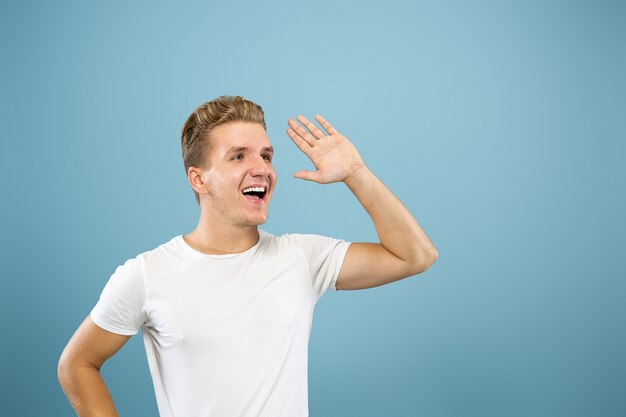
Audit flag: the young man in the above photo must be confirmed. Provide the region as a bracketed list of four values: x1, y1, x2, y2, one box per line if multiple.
[58, 96, 438, 417]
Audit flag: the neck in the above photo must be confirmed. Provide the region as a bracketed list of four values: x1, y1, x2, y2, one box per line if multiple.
[183, 211, 260, 256]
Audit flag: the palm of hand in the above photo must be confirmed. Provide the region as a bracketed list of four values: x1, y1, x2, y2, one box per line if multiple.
[286, 114, 365, 184]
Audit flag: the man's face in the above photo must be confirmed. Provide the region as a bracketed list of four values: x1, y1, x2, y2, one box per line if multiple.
[199, 121, 276, 227]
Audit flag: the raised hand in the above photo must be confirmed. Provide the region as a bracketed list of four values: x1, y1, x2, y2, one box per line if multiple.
[286, 114, 366, 184]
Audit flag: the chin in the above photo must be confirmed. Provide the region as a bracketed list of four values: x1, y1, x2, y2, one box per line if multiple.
[243, 214, 268, 226]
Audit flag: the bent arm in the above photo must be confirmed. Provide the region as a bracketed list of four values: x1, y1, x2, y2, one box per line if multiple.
[337, 165, 438, 290]
[58, 315, 131, 417]
[58, 363, 119, 417]
[345, 165, 438, 267]
[286, 114, 438, 290]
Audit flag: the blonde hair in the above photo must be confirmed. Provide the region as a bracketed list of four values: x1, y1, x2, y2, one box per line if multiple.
[181, 95, 266, 204]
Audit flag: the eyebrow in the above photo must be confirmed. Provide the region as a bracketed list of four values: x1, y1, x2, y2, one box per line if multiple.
[227, 146, 274, 154]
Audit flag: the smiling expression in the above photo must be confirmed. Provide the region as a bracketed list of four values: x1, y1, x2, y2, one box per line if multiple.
[199, 121, 277, 227]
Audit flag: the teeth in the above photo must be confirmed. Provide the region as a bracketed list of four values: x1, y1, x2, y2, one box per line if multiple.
[242, 186, 266, 193]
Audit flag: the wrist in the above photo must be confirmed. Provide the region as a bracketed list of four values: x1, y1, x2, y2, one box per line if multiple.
[343, 163, 371, 189]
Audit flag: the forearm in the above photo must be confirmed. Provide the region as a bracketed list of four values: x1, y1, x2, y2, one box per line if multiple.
[344, 165, 438, 267]
[58, 363, 119, 417]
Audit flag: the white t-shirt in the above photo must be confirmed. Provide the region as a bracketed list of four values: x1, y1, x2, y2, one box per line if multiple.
[90, 229, 351, 417]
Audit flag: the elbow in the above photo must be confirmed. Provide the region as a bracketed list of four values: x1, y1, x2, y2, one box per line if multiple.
[409, 249, 438, 275]
[431, 248, 439, 264]
[57, 346, 80, 387]
[57, 355, 92, 393]
[57, 357, 70, 390]
[57, 352, 72, 387]
[426, 248, 439, 269]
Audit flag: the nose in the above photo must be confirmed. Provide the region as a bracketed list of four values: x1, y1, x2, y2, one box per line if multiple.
[249, 155, 273, 177]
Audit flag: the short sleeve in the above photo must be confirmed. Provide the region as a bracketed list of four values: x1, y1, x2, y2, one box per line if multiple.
[287, 233, 351, 300]
[90, 257, 147, 336]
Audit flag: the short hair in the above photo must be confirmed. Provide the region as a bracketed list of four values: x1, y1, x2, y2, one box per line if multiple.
[181, 95, 266, 205]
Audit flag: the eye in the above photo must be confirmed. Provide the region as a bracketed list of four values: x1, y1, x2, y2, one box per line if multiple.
[232, 154, 243, 160]
[262, 154, 272, 162]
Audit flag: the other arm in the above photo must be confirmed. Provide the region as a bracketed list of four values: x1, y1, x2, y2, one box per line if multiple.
[58, 315, 131, 417]
[287, 115, 438, 290]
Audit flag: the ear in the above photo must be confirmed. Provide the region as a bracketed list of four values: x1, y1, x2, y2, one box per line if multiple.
[188, 167, 209, 197]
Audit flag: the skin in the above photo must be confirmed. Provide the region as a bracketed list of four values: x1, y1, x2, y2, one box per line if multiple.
[184, 116, 439, 289]
[58, 114, 438, 416]
[58, 316, 129, 417]
[183, 121, 276, 255]
[286, 114, 438, 290]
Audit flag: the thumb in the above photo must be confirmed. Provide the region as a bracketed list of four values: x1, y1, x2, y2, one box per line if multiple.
[293, 170, 322, 182]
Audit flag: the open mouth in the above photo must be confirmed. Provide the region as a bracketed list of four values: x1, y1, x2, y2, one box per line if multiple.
[242, 186, 267, 201]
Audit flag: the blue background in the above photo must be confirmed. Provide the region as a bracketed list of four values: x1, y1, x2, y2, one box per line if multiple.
[2, 0, 625, 416]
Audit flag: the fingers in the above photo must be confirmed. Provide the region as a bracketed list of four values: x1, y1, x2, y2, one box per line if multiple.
[296, 115, 327, 140]
[286, 127, 313, 156]
[287, 118, 317, 147]
[293, 170, 322, 183]
[286, 113, 337, 153]
[314, 114, 338, 135]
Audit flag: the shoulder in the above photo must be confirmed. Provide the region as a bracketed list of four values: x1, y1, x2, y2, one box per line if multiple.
[260, 229, 349, 256]
[260, 229, 331, 246]
[113, 235, 180, 276]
